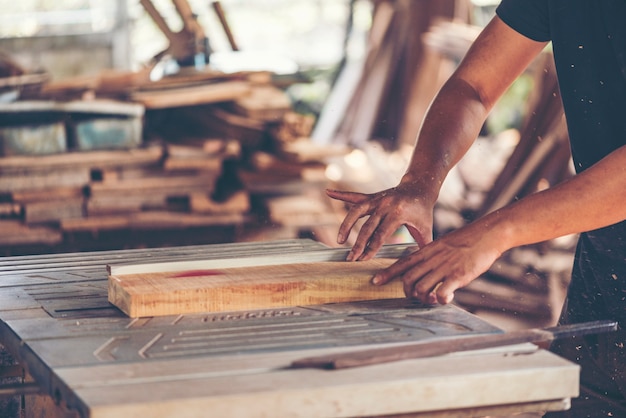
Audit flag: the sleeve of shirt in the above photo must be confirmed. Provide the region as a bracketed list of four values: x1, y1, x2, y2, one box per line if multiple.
[496, 0, 551, 42]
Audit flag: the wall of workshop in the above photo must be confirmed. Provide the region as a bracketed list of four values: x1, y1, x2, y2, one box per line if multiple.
[0, 0, 130, 79]
[0, 0, 359, 82]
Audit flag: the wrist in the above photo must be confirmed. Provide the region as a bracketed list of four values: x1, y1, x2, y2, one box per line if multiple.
[398, 173, 441, 205]
[478, 209, 517, 255]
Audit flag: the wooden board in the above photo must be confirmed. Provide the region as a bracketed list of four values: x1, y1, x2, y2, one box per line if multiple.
[108, 258, 404, 317]
[130, 80, 251, 109]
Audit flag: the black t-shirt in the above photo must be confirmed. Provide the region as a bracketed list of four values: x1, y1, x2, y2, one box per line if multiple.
[496, 0, 626, 324]
[497, 0, 626, 171]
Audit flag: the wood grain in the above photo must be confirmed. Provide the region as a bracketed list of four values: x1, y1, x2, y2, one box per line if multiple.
[108, 258, 404, 317]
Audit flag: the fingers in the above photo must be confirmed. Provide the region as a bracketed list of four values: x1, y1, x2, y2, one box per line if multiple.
[405, 224, 431, 248]
[349, 213, 400, 261]
[337, 203, 371, 245]
[371, 248, 458, 305]
[326, 189, 371, 245]
[325, 189, 368, 204]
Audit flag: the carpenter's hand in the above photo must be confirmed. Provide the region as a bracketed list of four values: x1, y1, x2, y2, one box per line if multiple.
[326, 185, 434, 261]
[371, 221, 503, 305]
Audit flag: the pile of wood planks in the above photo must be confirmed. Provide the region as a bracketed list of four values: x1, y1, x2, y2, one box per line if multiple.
[0, 142, 245, 247]
[0, 58, 355, 254]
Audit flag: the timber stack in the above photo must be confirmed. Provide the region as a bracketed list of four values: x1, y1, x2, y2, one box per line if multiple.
[0, 63, 348, 254]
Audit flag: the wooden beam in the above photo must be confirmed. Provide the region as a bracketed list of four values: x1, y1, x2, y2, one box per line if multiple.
[108, 257, 403, 317]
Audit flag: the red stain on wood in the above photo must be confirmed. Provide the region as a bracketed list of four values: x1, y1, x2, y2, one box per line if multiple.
[171, 269, 222, 278]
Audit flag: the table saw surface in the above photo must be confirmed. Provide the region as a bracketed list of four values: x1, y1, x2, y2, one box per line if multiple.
[0, 239, 578, 418]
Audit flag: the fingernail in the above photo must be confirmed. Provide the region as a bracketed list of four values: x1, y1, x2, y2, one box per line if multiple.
[346, 251, 354, 261]
[372, 275, 381, 285]
[337, 233, 344, 243]
[428, 292, 438, 305]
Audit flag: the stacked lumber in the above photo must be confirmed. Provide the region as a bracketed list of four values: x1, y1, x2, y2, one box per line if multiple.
[0, 141, 248, 251]
[0, 63, 353, 253]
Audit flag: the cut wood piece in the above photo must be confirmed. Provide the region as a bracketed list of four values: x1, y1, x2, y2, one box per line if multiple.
[11, 186, 84, 203]
[0, 168, 91, 193]
[189, 190, 249, 214]
[23, 197, 84, 224]
[108, 258, 403, 317]
[266, 194, 339, 227]
[232, 85, 292, 121]
[61, 211, 245, 232]
[62, 99, 145, 117]
[0, 221, 63, 245]
[61, 215, 131, 232]
[0, 144, 163, 173]
[279, 138, 350, 163]
[130, 81, 251, 109]
[89, 175, 217, 196]
[167, 140, 239, 158]
[272, 111, 315, 144]
[96, 166, 164, 183]
[0, 202, 20, 217]
[250, 151, 327, 179]
[163, 155, 223, 172]
[86, 193, 171, 215]
[163, 140, 239, 172]
[238, 170, 326, 195]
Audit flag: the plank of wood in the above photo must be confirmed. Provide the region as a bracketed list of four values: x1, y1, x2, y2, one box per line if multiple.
[0, 144, 163, 173]
[163, 155, 223, 172]
[86, 194, 170, 215]
[0, 202, 20, 217]
[108, 258, 404, 317]
[89, 174, 217, 196]
[130, 80, 251, 109]
[0, 221, 63, 246]
[0, 169, 91, 193]
[61, 211, 244, 232]
[189, 190, 250, 214]
[232, 85, 291, 121]
[267, 194, 339, 227]
[11, 186, 84, 203]
[23, 197, 84, 224]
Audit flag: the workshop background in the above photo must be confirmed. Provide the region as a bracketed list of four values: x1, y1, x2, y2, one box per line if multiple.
[1, 1, 575, 416]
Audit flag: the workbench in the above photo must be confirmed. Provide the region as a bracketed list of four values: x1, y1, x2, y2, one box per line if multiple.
[0, 239, 578, 418]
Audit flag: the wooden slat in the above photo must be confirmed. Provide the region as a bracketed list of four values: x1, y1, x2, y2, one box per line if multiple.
[61, 211, 244, 232]
[108, 258, 405, 317]
[23, 198, 84, 224]
[0, 221, 63, 246]
[0, 145, 163, 173]
[130, 80, 251, 109]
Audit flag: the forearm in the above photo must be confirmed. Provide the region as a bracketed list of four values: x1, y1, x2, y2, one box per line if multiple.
[400, 77, 491, 201]
[482, 144, 626, 252]
[399, 16, 547, 203]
